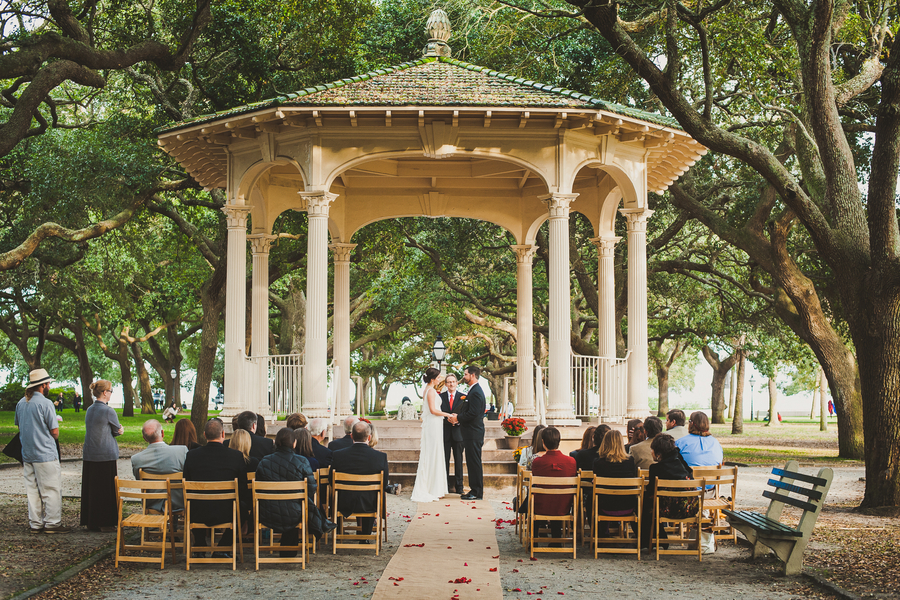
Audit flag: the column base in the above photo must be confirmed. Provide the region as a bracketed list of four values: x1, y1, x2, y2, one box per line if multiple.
[302, 408, 332, 419]
[627, 406, 652, 419]
[545, 418, 583, 427]
[513, 409, 536, 418]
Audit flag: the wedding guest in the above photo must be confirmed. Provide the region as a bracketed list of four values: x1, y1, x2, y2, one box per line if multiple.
[293, 427, 320, 471]
[81, 379, 124, 532]
[518, 424, 546, 470]
[676, 411, 724, 467]
[624, 419, 643, 450]
[665, 409, 688, 440]
[641, 434, 693, 549]
[574, 424, 610, 473]
[171, 419, 200, 450]
[224, 411, 274, 459]
[328, 415, 358, 451]
[629, 416, 663, 470]
[569, 426, 596, 458]
[307, 418, 333, 467]
[531, 427, 577, 543]
[131, 419, 188, 511]
[230, 429, 259, 473]
[256, 427, 318, 557]
[256, 414, 268, 438]
[331, 421, 389, 538]
[367, 421, 379, 448]
[593, 430, 638, 534]
[286, 413, 308, 430]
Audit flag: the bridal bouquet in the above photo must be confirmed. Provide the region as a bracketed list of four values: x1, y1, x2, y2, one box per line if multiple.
[500, 417, 527, 436]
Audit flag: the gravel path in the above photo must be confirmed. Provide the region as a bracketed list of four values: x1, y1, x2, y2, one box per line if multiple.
[1, 462, 862, 600]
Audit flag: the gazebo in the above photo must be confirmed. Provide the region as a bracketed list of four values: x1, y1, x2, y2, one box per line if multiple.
[156, 10, 705, 424]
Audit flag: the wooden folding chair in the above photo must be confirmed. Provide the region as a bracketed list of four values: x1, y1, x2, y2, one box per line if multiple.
[331, 472, 383, 555]
[183, 479, 243, 570]
[527, 475, 580, 559]
[316, 467, 331, 515]
[693, 465, 738, 542]
[577, 469, 594, 546]
[653, 478, 706, 561]
[114, 477, 175, 569]
[517, 469, 533, 546]
[138, 469, 185, 554]
[252, 479, 308, 570]
[592, 476, 643, 559]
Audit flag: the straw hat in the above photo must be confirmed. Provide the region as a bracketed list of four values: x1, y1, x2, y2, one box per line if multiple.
[26, 368, 54, 390]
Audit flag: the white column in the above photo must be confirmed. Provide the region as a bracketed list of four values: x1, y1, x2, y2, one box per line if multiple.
[249, 234, 276, 417]
[331, 242, 356, 416]
[221, 205, 252, 416]
[511, 244, 537, 418]
[621, 208, 653, 418]
[541, 193, 579, 423]
[589, 236, 620, 359]
[300, 191, 336, 417]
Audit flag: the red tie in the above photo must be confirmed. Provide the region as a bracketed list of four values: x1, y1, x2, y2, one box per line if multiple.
[449, 392, 454, 410]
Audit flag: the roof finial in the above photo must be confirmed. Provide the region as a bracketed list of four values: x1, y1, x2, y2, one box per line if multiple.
[423, 9, 452, 57]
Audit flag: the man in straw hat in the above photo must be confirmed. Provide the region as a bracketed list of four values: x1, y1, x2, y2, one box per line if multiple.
[15, 368, 70, 534]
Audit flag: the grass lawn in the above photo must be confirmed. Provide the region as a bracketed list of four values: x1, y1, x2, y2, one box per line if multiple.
[710, 420, 861, 465]
[0, 409, 215, 463]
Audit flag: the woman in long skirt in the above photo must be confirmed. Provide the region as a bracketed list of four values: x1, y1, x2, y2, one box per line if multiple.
[80, 379, 124, 531]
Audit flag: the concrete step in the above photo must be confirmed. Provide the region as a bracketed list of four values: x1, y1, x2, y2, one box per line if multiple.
[383, 449, 515, 462]
[390, 460, 517, 475]
[373, 437, 521, 451]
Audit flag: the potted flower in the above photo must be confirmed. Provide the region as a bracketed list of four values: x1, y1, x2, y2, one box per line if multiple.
[500, 417, 527, 449]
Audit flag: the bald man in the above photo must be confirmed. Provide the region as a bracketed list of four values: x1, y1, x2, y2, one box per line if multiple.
[131, 419, 188, 510]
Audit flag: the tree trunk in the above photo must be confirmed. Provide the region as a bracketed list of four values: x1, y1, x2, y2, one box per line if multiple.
[72, 322, 94, 410]
[192, 261, 226, 441]
[732, 351, 745, 435]
[131, 341, 156, 414]
[656, 367, 670, 418]
[727, 371, 735, 420]
[701, 344, 739, 424]
[116, 341, 136, 418]
[819, 368, 828, 432]
[766, 371, 779, 427]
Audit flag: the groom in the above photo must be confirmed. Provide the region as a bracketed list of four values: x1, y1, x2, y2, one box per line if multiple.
[450, 365, 486, 500]
[441, 373, 465, 494]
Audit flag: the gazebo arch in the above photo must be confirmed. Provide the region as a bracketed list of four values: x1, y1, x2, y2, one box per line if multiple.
[156, 9, 706, 423]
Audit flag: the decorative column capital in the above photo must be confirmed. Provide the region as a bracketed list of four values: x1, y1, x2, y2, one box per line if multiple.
[510, 244, 538, 263]
[619, 208, 655, 232]
[330, 242, 357, 263]
[248, 233, 277, 255]
[539, 193, 579, 219]
[221, 205, 252, 229]
[589, 236, 622, 257]
[299, 191, 338, 217]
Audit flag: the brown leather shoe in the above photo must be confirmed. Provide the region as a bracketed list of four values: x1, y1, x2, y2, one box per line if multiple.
[43, 525, 72, 534]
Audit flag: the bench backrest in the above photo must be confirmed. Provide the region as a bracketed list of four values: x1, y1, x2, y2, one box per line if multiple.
[764, 460, 833, 535]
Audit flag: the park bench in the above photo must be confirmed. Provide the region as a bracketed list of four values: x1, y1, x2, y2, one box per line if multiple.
[723, 460, 833, 575]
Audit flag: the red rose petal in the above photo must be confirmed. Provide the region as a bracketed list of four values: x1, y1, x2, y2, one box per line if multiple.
[492, 555, 499, 559]
[489, 567, 498, 572]
[468, 538, 474, 541]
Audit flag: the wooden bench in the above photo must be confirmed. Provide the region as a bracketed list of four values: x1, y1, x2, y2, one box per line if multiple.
[723, 460, 833, 575]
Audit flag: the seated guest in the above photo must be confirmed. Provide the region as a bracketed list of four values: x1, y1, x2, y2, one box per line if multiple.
[641, 434, 693, 549]
[256, 414, 268, 438]
[224, 411, 274, 459]
[665, 409, 689, 440]
[307, 418, 333, 467]
[676, 411, 723, 468]
[171, 419, 200, 450]
[574, 424, 610, 474]
[367, 421, 379, 448]
[531, 427, 578, 542]
[256, 428, 318, 557]
[629, 416, 663, 470]
[593, 429, 638, 535]
[285, 413, 308, 430]
[131, 419, 188, 511]
[230, 429, 259, 473]
[331, 421, 389, 538]
[293, 427, 320, 471]
[624, 419, 643, 451]
[328, 415, 359, 451]
[569, 426, 596, 458]
[518, 424, 546, 470]
[183, 418, 250, 553]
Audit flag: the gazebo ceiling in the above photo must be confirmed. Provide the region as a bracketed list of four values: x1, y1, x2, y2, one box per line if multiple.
[157, 27, 706, 194]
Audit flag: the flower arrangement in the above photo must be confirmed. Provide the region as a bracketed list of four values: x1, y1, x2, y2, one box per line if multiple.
[501, 417, 527, 436]
[513, 447, 523, 462]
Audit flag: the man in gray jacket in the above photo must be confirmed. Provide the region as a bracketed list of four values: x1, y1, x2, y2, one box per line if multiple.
[131, 420, 188, 511]
[15, 369, 69, 534]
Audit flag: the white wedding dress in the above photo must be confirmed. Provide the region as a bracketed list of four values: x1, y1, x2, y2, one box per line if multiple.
[410, 388, 448, 502]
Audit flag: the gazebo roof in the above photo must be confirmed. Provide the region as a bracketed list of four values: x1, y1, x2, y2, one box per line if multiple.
[157, 57, 680, 134]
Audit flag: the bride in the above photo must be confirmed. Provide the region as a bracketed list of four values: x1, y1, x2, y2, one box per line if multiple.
[410, 367, 452, 502]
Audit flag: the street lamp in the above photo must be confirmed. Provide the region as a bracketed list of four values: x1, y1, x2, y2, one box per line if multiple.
[432, 335, 447, 369]
[749, 374, 755, 422]
[170, 369, 177, 410]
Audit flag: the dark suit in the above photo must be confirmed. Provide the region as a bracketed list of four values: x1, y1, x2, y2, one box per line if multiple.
[328, 434, 353, 452]
[183, 441, 250, 547]
[331, 442, 389, 536]
[456, 380, 486, 497]
[224, 431, 274, 460]
[441, 390, 464, 492]
[311, 438, 333, 467]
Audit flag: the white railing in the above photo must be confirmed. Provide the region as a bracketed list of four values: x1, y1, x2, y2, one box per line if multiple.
[264, 354, 304, 415]
[529, 352, 629, 422]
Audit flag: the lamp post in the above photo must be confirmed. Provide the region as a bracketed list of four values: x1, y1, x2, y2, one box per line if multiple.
[432, 335, 447, 375]
[749, 374, 755, 422]
[170, 368, 177, 409]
